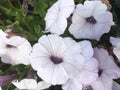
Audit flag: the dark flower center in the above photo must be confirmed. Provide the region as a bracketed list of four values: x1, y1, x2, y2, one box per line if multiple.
[50, 55, 63, 64]
[6, 44, 16, 48]
[83, 85, 93, 90]
[85, 16, 97, 24]
[98, 69, 103, 76]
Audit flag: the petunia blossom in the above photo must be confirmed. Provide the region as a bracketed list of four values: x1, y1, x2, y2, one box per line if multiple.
[69, 1, 114, 40]
[91, 48, 120, 90]
[110, 37, 120, 60]
[30, 34, 86, 85]
[44, 0, 75, 35]
[62, 41, 98, 90]
[62, 57, 98, 90]
[12, 79, 51, 90]
[0, 30, 32, 65]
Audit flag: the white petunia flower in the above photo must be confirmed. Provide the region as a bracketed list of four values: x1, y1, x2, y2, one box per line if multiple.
[69, 1, 114, 40]
[0, 87, 2, 90]
[91, 48, 120, 90]
[12, 79, 51, 90]
[110, 37, 120, 60]
[62, 41, 98, 90]
[45, 0, 75, 35]
[62, 57, 98, 90]
[0, 30, 32, 65]
[30, 34, 86, 85]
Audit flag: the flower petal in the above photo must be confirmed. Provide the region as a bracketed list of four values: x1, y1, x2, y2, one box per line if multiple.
[1, 48, 29, 65]
[12, 79, 37, 89]
[62, 78, 82, 90]
[110, 37, 120, 46]
[78, 70, 98, 85]
[91, 74, 113, 90]
[79, 40, 94, 57]
[78, 57, 98, 85]
[45, 0, 75, 35]
[59, 0, 75, 18]
[31, 56, 51, 71]
[94, 48, 120, 79]
[37, 64, 68, 85]
[36, 81, 51, 90]
[113, 47, 120, 60]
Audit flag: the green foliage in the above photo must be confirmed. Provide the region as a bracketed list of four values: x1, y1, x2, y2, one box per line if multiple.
[114, 0, 120, 8]
[0, 0, 120, 90]
[0, 0, 57, 44]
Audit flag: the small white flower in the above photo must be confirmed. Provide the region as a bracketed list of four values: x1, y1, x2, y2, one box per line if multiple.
[69, 1, 114, 40]
[12, 79, 50, 90]
[0, 87, 2, 90]
[110, 37, 120, 60]
[30, 34, 86, 85]
[45, 0, 75, 35]
[0, 30, 32, 65]
[91, 48, 120, 90]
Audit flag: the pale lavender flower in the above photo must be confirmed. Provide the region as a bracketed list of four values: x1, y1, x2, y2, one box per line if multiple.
[45, 0, 75, 35]
[0, 30, 32, 65]
[69, 1, 114, 40]
[30, 34, 86, 85]
[91, 48, 120, 90]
